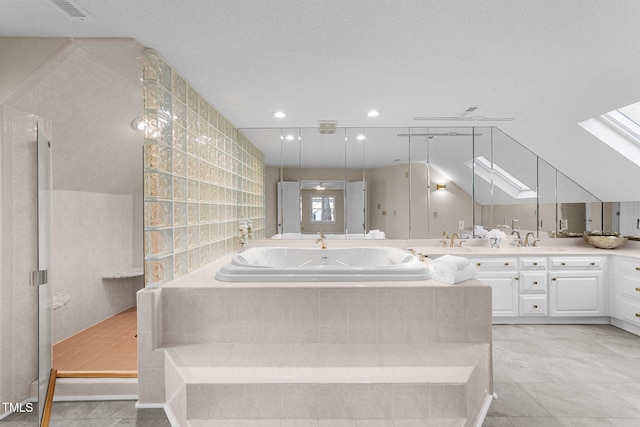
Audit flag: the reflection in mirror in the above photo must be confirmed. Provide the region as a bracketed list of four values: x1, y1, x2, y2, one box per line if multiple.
[240, 128, 283, 238]
[471, 128, 492, 237]
[485, 128, 539, 237]
[345, 128, 366, 237]
[537, 159, 558, 237]
[424, 128, 476, 239]
[279, 128, 302, 236]
[243, 126, 607, 241]
[556, 170, 603, 234]
[300, 128, 346, 236]
[365, 128, 410, 239]
[409, 128, 429, 238]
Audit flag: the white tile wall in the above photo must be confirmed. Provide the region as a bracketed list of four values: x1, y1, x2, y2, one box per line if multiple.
[51, 189, 139, 343]
[0, 105, 39, 414]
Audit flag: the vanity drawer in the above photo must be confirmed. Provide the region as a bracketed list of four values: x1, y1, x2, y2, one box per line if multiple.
[519, 272, 547, 292]
[623, 300, 640, 326]
[519, 258, 546, 269]
[621, 269, 640, 298]
[549, 257, 602, 269]
[520, 295, 548, 316]
[471, 258, 517, 271]
[618, 257, 640, 273]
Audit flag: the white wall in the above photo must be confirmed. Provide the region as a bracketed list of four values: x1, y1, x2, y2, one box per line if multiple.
[52, 190, 141, 343]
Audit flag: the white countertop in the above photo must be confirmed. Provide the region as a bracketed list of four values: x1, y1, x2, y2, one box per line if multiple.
[154, 238, 640, 289]
[408, 238, 640, 258]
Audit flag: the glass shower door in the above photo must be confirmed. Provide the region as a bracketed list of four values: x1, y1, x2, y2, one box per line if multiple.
[36, 122, 52, 426]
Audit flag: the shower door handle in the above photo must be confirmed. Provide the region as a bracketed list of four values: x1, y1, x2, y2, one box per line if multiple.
[30, 270, 48, 286]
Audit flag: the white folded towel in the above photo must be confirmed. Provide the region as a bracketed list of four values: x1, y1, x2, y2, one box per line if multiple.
[433, 254, 471, 271]
[432, 263, 477, 284]
[365, 230, 386, 239]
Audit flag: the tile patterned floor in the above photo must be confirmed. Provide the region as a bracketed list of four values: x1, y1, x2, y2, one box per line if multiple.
[53, 307, 137, 372]
[3, 325, 640, 426]
[0, 400, 169, 426]
[484, 324, 640, 427]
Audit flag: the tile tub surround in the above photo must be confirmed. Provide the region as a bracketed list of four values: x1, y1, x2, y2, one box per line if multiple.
[137, 256, 493, 425]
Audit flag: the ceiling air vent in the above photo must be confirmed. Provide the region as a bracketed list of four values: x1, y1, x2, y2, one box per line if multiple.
[48, 0, 92, 20]
[318, 120, 338, 135]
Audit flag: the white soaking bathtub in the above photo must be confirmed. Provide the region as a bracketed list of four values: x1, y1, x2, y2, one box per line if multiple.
[215, 246, 431, 282]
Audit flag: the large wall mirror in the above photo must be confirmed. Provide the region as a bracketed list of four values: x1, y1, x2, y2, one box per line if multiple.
[242, 126, 607, 240]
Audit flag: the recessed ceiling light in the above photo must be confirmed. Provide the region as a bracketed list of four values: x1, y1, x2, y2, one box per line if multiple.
[273, 111, 286, 119]
[285, 135, 295, 141]
[357, 134, 366, 141]
[367, 110, 380, 117]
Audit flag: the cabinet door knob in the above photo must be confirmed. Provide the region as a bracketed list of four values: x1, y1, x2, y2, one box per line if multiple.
[477, 262, 481, 266]
[514, 277, 519, 280]
[590, 262, 595, 266]
[636, 313, 640, 318]
[533, 281, 538, 285]
[552, 278, 557, 281]
[635, 267, 640, 271]
[561, 262, 566, 266]
[533, 262, 538, 266]
[504, 262, 509, 266]
[635, 288, 640, 292]
[533, 305, 539, 309]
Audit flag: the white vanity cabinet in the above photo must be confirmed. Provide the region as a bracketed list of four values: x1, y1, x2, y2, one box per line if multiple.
[612, 256, 640, 329]
[548, 256, 605, 317]
[471, 257, 519, 317]
[518, 257, 548, 316]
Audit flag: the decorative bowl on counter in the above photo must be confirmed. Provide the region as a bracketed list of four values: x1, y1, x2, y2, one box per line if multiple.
[583, 231, 628, 249]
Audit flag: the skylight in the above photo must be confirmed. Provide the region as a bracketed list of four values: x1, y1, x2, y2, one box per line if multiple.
[465, 156, 537, 199]
[579, 101, 640, 167]
[619, 102, 640, 126]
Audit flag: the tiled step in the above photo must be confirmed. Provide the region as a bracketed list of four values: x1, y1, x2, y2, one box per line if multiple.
[163, 343, 491, 426]
[187, 419, 467, 426]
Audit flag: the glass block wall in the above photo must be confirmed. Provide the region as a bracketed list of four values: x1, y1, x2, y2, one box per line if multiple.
[143, 50, 265, 285]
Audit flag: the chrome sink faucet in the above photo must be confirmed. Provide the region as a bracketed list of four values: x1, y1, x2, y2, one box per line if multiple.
[315, 232, 327, 249]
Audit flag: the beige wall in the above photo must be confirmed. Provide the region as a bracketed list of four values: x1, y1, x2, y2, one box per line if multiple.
[0, 38, 67, 103]
[368, 164, 410, 239]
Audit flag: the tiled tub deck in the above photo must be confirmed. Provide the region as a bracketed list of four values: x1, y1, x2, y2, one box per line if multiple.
[137, 262, 493, 426]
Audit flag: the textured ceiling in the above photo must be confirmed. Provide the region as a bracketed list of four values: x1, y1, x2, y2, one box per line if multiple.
[2, 1, 640, 200]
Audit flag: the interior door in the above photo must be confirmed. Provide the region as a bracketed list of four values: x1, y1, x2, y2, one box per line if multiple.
[277, 181, 301, 234]
[36, 122, 53, 425]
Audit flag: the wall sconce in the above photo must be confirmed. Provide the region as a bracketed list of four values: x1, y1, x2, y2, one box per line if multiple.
[436, 183, 447, 191]
[131, 115, 145, 131]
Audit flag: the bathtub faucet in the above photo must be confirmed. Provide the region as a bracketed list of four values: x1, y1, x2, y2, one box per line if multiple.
[316, 232, 327, 249]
